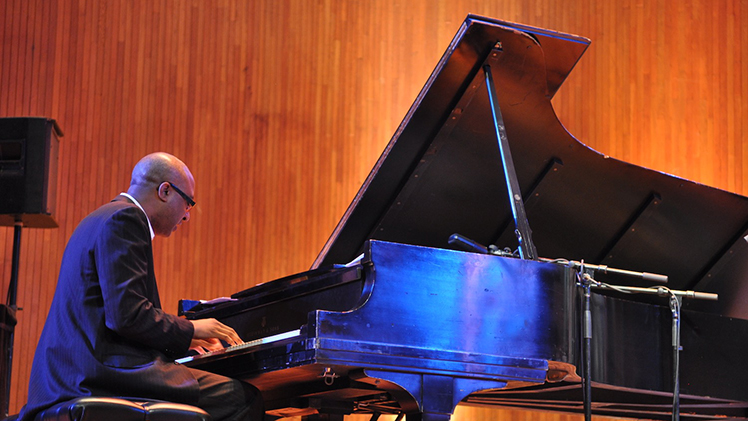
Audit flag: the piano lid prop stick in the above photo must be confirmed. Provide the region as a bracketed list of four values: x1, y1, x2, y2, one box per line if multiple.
[483, 61, 538, 261]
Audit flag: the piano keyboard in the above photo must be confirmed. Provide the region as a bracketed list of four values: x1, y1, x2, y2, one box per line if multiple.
[175, 329, 302, 364]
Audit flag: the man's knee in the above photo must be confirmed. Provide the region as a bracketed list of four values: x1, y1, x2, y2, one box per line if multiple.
[194, 372, 262, 421]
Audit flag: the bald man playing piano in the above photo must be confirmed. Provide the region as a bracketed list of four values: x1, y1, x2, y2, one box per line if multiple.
[19, 153, 261, 421]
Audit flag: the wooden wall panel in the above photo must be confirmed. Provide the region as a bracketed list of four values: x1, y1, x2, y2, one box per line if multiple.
[1, 0, 746, 419]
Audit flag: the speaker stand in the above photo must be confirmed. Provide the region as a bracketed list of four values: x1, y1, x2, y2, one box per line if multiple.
[2, 220, 22, 417]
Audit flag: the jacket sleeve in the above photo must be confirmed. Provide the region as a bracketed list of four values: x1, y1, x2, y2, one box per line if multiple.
[95, 206, 194, 357]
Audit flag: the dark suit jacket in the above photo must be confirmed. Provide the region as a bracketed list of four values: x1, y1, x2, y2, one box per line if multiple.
[19, 197, 197, 421]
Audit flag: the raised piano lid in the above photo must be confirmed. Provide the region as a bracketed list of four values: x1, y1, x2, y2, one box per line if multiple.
[312, 15, 748, 320]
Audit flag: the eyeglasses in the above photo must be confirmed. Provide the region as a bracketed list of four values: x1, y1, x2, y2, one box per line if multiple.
[166, 182, 196, 209]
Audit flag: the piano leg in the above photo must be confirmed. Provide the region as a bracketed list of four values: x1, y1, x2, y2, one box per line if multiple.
[360, 370, 508, 421]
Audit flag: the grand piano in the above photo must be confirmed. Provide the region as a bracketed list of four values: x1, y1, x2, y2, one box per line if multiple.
[178, 15, 748, 421]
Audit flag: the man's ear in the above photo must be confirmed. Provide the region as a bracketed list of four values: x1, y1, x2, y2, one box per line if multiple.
[156, 182, 170, 202]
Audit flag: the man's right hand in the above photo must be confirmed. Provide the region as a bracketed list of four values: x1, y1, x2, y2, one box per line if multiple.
[191, 318, 243, 347]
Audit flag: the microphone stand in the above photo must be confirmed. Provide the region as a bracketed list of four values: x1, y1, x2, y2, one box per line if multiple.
[577, 264, 593, 421]
[575, 270, 717, 421]
[447, 233, 717, 421]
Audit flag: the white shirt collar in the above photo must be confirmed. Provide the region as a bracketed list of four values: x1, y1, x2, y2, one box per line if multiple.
[119, 192, 155, 240]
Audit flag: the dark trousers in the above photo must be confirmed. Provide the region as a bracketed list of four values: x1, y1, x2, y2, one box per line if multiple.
[189, 368, 263, 421]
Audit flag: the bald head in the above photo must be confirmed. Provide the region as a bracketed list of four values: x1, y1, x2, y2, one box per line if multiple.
[127, 152, 195, 237]
[130, 152, 190, 190]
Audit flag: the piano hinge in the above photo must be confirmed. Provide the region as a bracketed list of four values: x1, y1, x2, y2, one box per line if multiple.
[320, 367, 340, 386]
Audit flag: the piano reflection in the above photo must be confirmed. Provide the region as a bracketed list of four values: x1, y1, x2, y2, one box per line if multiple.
[177, 15, 748, 421]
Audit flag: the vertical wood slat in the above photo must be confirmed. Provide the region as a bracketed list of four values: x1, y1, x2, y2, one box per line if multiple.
[1, 1, 746, 419]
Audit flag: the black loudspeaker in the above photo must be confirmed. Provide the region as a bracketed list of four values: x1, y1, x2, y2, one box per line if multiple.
[0, 117, 62, 228]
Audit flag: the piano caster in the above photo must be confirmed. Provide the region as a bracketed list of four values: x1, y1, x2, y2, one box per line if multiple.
[320, 367, 340, 386]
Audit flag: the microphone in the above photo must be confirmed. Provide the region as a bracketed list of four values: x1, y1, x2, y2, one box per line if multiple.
[448, 233, 488, 254]
[447, 233, 669, 285]
[556, 260, 668, 284]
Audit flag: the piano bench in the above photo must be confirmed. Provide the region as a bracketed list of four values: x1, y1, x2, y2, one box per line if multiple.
[30, 397, 210, 421]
